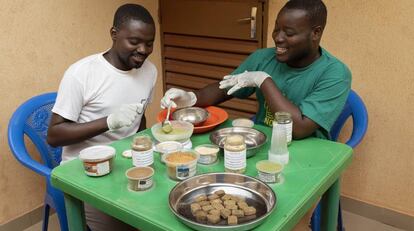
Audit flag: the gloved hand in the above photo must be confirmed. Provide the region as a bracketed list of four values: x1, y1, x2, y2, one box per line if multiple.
[160, 88, 197, 109]
[219, 71, 271, 95]
[107, 103, 143, 131]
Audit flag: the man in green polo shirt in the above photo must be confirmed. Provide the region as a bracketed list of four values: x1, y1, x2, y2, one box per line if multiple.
[161, 0, 351, 140]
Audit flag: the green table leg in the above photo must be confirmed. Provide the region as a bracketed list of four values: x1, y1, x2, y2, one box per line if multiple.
[64, 193, 87, 231]
[321, 178, 340, 231]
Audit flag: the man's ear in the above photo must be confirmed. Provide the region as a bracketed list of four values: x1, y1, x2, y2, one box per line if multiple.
[110, 27, 117, 41]
[312, 26, 323, 41]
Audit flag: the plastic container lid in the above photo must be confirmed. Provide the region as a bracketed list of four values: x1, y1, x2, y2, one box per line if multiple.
[122, 150, 132, 158]
[256, 160, 283, 174]
[232, 118, 254, 128]
[194, 144, 220, 156]
[155, 141, 183, 154]
[79, 145, 116, 162]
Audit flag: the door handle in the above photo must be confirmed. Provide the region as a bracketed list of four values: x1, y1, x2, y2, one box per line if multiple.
[237, 7, 257, 39]
[237, 17, 252, 22]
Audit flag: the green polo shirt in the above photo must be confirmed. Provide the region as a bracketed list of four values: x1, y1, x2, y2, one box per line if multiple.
[232, 47, 351, 139]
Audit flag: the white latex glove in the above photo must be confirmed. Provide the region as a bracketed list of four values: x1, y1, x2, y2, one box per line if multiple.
[160, 88, 197, 109]
[219, 71, 271, 95]
[107, 103, 143, 131]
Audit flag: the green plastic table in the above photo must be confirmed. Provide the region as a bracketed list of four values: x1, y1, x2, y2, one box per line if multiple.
[51, 121, 352, 231]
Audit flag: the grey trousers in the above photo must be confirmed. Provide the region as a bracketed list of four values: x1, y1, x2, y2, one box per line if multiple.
[84, 203, 137, 231]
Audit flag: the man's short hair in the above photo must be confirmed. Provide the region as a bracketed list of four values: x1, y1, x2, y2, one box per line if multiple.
[282, 0, 327, 29]
[113, 4, 154, 28]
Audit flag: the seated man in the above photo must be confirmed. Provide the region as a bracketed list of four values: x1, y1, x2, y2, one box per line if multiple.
[161, 0, 351, 141]
[162, 1, 350, 229]
[47, 4, 157, 231]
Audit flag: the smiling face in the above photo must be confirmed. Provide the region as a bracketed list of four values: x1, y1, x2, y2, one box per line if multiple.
[107, 19, 155, 71]
[272, 9, 322, 68]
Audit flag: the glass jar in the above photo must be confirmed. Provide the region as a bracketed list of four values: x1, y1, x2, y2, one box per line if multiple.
[274, 112, 292, 145]
[224, 135, 246, 174]
[269, 120, 289, 165]
[131, 135, 154, 167]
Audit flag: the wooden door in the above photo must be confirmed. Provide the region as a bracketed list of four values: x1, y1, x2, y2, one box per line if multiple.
[159, 0, 268, 119]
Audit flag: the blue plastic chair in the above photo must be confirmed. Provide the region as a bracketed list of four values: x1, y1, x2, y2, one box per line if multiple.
[310, 89, 368, 231]
[8, 92, 68, 231]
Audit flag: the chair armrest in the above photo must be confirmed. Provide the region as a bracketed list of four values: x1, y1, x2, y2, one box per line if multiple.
[19, 156, 52, 177]
[8, 134, 52, 177]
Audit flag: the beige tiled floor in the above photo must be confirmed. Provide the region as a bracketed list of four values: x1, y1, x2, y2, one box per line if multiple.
[342, 211, 405, 231]
[22, 211, 406, 231]
[23, 214, 60, 231]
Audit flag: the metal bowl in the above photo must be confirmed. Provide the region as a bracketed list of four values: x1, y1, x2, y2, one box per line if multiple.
[169, 173, 277, 231]
[209, 127, 267, 158]
[172, 107, 210, 126]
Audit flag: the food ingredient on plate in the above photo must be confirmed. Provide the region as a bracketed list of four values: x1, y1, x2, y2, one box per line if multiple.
[188, 190, 257, 225]
[162, 104, 173, 133]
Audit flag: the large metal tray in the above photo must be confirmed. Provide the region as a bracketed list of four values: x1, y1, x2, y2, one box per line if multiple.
[169, 173, 276, 231]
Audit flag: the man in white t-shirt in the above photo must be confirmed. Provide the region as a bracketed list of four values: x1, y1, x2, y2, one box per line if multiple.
[47, 4, 156, 231]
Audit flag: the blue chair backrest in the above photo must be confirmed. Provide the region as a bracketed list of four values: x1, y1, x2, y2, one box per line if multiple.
[330, 90, 368, 147]
[8, 92, 62, 176]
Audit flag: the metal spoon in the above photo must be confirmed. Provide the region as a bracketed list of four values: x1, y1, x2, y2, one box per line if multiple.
[162, 104, 173, 133]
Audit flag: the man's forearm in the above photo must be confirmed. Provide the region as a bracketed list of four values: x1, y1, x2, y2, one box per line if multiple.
[47, 117, 109, 147]
[194, 82, 232, 107]
[260, 78, 319, 139]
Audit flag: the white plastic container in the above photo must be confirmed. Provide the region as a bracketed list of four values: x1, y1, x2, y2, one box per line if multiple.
[155, 141, 183, 163]
[194, 144, 220, 165]
[79, 145, 116, 177]
[256, 160, 283, 183]
[162, 149, 198, 181]
[125, 166, 154, 191]
[268, 121, 289, 165]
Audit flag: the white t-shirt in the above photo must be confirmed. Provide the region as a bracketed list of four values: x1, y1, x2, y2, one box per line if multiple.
[52, 52, 157, 163]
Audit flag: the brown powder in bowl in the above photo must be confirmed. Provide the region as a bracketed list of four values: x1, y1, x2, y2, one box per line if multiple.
[126, 167, 153, 179]
[166, 152, 196, 163]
